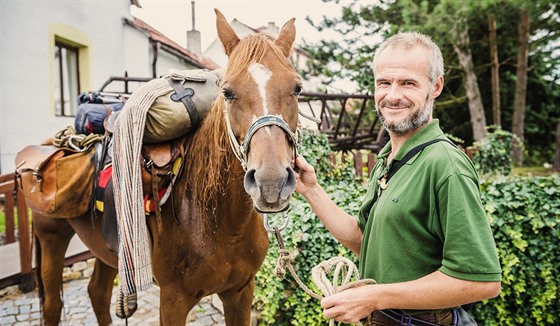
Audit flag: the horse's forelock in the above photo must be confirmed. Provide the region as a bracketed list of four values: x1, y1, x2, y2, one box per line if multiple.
[224, 34, 294, 80]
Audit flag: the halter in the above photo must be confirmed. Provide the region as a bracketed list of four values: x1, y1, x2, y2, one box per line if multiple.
[224, 102, 301, 171]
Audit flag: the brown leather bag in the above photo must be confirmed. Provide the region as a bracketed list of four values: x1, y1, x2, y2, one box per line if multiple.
[15, 145, 95, 218]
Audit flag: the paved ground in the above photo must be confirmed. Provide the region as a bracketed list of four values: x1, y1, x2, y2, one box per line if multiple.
[0, 259, 226, 325]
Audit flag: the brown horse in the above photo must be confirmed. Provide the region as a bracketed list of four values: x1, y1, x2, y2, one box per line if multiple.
[31, 9, 301, 325]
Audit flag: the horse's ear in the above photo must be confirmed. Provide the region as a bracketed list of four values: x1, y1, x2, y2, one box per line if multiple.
[274, 18, 296, 57]
[215, 9, 240, 56]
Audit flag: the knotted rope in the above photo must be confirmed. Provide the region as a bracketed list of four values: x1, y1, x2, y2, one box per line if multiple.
[272, 227, 375, 326]
[53, 126, 104, 151]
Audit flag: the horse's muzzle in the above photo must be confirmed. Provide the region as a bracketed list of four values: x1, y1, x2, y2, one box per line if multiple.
[244, 166, 296, 213]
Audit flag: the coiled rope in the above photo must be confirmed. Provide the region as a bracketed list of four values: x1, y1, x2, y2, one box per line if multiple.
[272, 227, 375, 326]
[53, 126, 104, 151]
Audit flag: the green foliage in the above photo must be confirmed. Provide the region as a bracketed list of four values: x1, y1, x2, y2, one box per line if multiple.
[0, 211, 5, 233]
[254, 133, 560, 325]
[302, 0, 560, 159]
[254, 131, 365, 325]
[474, 174, 560, 325]
[470, 127, 518, 176]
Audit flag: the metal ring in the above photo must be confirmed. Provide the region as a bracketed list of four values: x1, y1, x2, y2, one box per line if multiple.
[263, 212, 290, 233]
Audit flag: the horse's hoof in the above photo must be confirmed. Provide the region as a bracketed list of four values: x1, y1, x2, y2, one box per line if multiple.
[115, 290, 138, 319]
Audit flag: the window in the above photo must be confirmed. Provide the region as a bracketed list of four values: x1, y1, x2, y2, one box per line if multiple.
[54, 42, 80, 116]
[49, 24, 91, 117]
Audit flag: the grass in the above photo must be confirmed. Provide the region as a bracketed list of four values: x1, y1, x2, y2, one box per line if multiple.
[511, 166, 557, 176]
[0, 211, 5, 233]
[0, 207, 30, 234]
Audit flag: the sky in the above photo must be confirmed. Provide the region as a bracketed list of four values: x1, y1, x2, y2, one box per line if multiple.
[131, 0, 352, 51]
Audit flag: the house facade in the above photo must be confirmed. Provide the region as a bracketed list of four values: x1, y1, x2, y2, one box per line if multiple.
[0, 1, 320, 173]
[0, 0, 215, 173]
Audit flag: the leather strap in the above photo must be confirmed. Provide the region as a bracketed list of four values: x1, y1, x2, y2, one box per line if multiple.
[364, 138, 455, 222]
[166, 77, 201, 129]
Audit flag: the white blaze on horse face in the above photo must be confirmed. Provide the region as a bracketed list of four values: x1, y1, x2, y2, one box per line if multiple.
[248, 63, 272, 115]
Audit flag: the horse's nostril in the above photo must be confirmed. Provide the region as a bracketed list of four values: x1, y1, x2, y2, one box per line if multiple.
[280, 167, 296, 200]
[243, 169, 259, 197]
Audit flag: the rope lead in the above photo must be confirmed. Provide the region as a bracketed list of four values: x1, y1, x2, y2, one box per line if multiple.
[272, 227, 375, 326]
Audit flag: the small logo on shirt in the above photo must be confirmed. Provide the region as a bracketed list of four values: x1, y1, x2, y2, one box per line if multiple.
[391, 197, 398, 203]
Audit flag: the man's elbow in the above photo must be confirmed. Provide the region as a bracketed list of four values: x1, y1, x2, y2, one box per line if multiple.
[484, 281, 501, 299]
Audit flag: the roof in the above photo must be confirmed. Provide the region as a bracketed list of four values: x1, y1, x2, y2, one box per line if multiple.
[124, 17, 219, 70]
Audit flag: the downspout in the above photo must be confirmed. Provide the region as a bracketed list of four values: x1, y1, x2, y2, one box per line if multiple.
[151, 39, 159, 78]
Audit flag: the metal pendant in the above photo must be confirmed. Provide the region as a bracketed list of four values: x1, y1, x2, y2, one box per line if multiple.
[378, 177, 388, 190]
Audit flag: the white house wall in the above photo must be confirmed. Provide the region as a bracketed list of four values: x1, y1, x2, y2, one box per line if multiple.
[156, 48, 199, 79]
[0, 1, 134, 173]
[123, 25, 152, 79]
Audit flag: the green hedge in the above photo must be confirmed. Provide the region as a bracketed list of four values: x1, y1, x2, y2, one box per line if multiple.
[472, 174, 560, 325]
[253, 132, 560, 325]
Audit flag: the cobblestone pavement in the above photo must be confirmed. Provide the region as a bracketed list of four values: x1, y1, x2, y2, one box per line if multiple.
[0, 259, 226, 325]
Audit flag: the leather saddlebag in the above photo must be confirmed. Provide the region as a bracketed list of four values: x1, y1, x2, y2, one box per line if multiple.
[15, 145, 95, 218]
[143, 68, 221, 143]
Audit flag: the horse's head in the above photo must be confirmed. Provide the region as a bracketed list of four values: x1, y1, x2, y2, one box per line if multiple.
[215, 9, 300, 213]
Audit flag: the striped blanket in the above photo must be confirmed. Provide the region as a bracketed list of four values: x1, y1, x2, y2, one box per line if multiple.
[112, 78, 172, 295]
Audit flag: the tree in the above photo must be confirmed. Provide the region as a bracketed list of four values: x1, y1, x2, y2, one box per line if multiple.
[512, 9, 530, 165]
[303, 0, 560, 163]
[449, 14, 488, 141]
[488, 14, 501, 127]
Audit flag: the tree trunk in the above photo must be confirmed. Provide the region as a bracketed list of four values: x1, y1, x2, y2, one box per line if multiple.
[512, 9, 530, 166]
[451, 17, 488, 142]
[489, 15, 501, 127]
[554, 121, 560, 172]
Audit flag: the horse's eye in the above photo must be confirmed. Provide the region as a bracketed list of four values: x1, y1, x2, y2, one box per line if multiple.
[223, 89, 235, 101]
[293, 84, 303, 96]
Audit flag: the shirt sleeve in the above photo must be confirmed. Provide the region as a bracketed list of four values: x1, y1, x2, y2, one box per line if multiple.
[435, 173, 502, 282]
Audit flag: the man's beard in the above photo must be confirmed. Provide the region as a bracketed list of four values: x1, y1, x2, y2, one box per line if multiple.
[376, 96, 432, 137]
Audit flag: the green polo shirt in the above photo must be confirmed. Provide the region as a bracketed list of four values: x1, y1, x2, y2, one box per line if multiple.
[358, 120, 501, 286]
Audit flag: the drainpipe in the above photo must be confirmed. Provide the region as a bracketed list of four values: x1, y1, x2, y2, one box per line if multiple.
[151, 39, 159, 78]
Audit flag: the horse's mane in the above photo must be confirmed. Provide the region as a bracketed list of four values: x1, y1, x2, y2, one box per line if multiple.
[185, 33, 294, 215]
[185, 98, 230, 214]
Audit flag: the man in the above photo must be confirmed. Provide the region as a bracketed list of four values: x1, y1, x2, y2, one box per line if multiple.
[294, 32, 502, 325]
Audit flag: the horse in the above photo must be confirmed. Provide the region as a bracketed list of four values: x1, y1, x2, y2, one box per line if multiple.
[31, 9, 302, 325]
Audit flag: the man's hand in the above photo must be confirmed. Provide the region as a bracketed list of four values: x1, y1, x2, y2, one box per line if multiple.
[294, 156, 318, 195]
[321, 285, 377, 323]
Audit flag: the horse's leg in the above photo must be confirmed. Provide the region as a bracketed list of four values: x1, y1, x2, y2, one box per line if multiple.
[87, 258, 117, 326]
[33, 213, 75, 325]
[218, 279, 255, 326]
[159, 284, 194, 325]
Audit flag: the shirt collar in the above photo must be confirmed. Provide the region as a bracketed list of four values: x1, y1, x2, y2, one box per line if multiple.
[377, 119, 445, 161]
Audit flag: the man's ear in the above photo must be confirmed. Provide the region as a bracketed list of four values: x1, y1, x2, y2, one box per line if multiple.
[432, 76, 444, 98]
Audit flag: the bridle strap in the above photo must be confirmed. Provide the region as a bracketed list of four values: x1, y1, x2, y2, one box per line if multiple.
[224, 104, 300, 171]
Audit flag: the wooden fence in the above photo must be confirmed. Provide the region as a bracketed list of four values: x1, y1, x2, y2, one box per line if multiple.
[329, 150, 378, 179]
[0, 173, 33, 292]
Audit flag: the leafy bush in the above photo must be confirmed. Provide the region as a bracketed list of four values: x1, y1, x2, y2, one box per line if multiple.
[470, 127, 518, 176]
[472, 174, 560, 325]
[253, 130, 365, 325]
[254, 132, 559, 326]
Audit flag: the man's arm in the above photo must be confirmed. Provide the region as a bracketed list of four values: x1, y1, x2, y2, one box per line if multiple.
[294, 156, 363, 256]
[321, 270, 501, 323]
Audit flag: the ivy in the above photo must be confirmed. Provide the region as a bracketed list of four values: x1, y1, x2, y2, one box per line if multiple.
[470, 126, 520, 176]
[254, 131, 365, 325]
[472, 174, 560, 325]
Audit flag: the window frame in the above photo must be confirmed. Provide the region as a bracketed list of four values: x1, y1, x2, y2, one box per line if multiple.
[54, 41, 81, 117]
[49, 24, 91, 117]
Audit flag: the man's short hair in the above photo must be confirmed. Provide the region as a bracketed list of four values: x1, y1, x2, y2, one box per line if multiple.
[373, 31, 445, 83]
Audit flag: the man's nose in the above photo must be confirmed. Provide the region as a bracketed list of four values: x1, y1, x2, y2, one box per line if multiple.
[385, 84, 404, 101]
